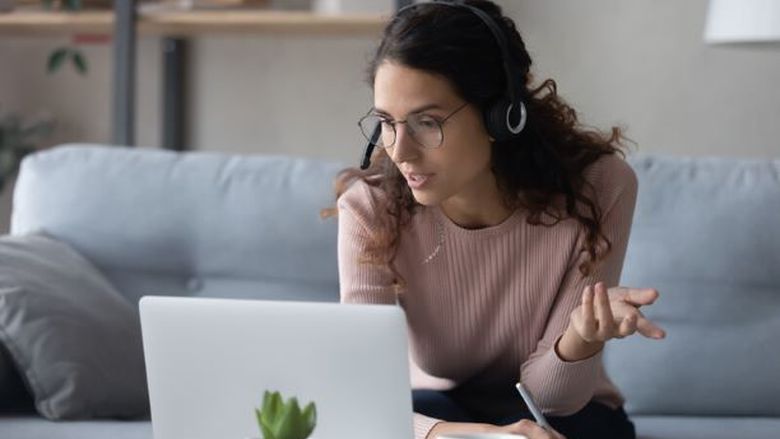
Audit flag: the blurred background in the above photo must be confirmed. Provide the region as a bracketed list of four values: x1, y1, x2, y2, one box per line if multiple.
[1, 0, 779, 232]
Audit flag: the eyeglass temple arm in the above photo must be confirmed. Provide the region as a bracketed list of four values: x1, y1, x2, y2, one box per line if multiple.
[360, 124, 382, 170]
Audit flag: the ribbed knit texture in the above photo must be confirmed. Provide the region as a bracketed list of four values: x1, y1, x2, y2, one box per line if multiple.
[337, 155, 637, 439]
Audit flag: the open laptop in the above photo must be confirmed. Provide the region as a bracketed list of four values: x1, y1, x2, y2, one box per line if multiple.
[139, 296, 414, 439]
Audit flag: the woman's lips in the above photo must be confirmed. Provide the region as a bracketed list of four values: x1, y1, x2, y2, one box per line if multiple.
[405, 173, 434, 189]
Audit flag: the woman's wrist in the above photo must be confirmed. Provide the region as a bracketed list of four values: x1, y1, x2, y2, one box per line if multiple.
[427, 421, 453, 439]
[556, 324, 604, 362]
[426, 421, 491, 438]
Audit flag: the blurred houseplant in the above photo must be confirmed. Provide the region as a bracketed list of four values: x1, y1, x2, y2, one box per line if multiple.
[43, 0, 107, 75]
[0, 109, 54, 192]
[255, 391, 317, 439]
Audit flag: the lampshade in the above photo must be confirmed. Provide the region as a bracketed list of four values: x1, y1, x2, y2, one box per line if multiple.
[705, 0, 780, 43]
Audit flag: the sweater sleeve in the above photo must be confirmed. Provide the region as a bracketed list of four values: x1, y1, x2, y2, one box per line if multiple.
[337, 182, 444, 439]
[519, 157, 638, 416]
[414, 413, 444, 439]
[337, 182, 398, 305]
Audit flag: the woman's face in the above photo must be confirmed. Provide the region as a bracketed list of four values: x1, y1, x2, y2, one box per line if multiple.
[373, 61, 497, 209]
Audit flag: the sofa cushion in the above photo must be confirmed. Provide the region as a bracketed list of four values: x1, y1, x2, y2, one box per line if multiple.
[11, 145, 344, 304]
[0, 233, 148, 420]
[0, 414, 152, 439]
[632, 415, 780, 439]
[605, 155, 780, 416]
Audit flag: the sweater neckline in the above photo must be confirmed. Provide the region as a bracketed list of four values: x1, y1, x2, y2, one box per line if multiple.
[432, 205, 525, 236]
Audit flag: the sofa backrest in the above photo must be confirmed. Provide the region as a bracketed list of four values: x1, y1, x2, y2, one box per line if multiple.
[605, 154, 780, 417]
[12, 144, 345, 304]
[14, 146, 780, 417]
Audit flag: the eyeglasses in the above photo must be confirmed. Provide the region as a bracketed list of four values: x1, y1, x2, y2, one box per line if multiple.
[358, 102, 469, 149]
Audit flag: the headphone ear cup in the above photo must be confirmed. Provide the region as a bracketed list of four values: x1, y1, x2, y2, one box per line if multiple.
[484, 97, 527, 142]
[484, 98, 512, 142]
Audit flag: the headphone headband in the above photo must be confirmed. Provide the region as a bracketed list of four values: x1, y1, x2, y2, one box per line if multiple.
[427, 0, 519, 102]
[397, 0, 522, 104]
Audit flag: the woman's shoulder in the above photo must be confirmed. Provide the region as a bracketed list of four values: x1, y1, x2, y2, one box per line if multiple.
[337, 176, 389, 220]
[583, 153, 638, 208]
[585, 153, 637, 188]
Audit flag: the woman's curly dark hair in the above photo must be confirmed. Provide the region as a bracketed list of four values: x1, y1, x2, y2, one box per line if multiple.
[324, 0, 629, 282]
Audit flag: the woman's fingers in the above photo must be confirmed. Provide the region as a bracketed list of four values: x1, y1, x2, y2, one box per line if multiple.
[617, 313, 638, 338]
[636, 315, 667, 339]
[507, 419, 566, 439]
[611, 300, 666, 340]
[580, 286, 597, 339]
[625, 288, 659, 307]
[594, 283, 616, 339]
[574, 283, 666, 343]
[609, 286, 659, 307]
[609, 293, 666, 340]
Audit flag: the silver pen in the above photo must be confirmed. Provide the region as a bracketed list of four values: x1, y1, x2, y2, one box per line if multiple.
[515, 382, 552, 430]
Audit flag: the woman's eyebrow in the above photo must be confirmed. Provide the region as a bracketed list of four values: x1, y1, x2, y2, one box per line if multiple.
[372, 103, 444, 117]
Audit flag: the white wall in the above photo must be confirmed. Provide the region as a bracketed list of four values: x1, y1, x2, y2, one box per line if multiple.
[2, 0, 780, 232]
[187, 35, 375, 161]
[503, 0, 780, 158]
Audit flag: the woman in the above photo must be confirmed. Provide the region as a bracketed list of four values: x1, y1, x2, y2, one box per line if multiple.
[331, 1, 665, 438]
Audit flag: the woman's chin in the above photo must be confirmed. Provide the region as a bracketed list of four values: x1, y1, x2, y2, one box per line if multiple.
[410, 189, 441, 207]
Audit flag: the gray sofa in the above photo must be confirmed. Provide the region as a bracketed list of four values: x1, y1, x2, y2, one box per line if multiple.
[0, 144, 778, 439]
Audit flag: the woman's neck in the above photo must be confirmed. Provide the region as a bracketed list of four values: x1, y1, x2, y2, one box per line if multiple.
[439, 180, 514, 230]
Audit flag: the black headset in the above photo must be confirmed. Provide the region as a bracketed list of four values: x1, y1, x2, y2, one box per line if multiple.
[360, 0, 528, 170]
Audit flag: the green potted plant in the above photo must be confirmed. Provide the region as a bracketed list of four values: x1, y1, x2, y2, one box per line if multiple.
[254, 391, 317, 439]
[0, 109, 54, 193]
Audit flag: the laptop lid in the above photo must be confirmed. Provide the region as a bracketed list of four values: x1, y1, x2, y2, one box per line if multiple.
[139, 296, 413, 439]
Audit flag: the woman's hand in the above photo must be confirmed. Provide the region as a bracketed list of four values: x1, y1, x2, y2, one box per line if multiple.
[557, 282, 666, 362]
[428, 419, 566, 439]
[510, 419, 567, 439]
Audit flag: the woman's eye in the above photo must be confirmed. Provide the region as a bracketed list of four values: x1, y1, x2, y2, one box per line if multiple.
[416, 118, 438, 129]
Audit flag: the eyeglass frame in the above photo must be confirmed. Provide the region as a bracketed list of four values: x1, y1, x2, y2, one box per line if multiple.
[358, 101, 470, 149]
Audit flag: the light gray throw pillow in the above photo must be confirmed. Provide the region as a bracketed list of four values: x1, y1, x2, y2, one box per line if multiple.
[0, 233, 149, 419]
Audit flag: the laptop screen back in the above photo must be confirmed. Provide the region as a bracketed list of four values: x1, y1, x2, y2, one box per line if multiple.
[140, 296, 413, 439]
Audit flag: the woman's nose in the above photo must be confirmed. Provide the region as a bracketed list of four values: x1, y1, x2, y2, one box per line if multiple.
[390, 124, 419, 163]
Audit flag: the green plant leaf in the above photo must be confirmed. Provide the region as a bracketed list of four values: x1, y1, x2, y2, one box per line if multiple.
[0, 109, 52, 190]
[301, 403, 317, 438]
[47, 48, 70, 74]
[72, 50, 88, 75]
[274, 398, 304, 439]
[256, 391, 317, 439]
[260, 391, 282, 429]
[259, 423, 276, 439]
[20, 120, 54, 141]
[255, 408, 264, 432]
[290, 399, 306, 438]
[0, 149, 14, 172]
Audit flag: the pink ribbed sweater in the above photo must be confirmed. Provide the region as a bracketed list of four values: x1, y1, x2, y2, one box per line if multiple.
[337, 155, 637, 439]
